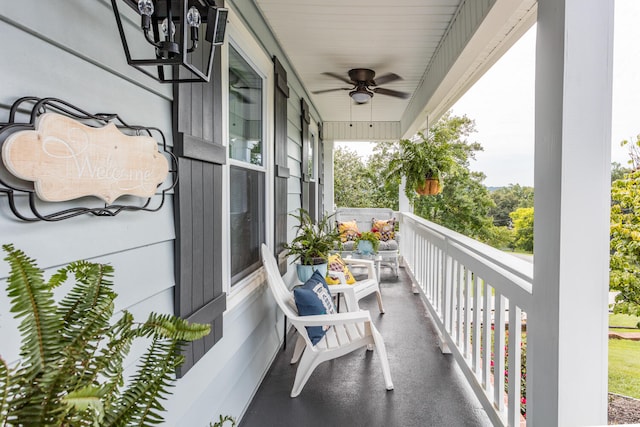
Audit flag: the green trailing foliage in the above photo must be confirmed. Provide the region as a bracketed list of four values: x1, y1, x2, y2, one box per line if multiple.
[0, 244, 211, 426]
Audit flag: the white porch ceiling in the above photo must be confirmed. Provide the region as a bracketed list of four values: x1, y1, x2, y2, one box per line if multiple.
[254, 0, 536, 137]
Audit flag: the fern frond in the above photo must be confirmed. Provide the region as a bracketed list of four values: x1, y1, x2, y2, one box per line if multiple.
[58, 261, 116, 327]
[61, 385, 105, 427]
[141, 312, 211, 341]
[0, 357, 8, 424]
[94, 311, 137, 402]
[47, 265, 69, 290]
[2, 244, 61, 371]
[103, 339, 182, 426]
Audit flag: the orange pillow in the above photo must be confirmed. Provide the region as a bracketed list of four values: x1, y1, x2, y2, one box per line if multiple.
[337, 220, 359, 243]
[325, 254, 356, 285]
[372, 218, 396, 241]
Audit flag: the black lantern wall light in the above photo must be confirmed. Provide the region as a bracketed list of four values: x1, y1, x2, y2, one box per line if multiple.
[111, 0, 228, 83]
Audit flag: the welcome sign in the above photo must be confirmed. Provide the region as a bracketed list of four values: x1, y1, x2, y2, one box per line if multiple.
[1, 113, 169, 204]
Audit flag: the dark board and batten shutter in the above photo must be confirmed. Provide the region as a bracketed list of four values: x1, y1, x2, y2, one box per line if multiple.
[317, 122, 325, 215]
[173, 7, 226, 377]
[300, 98, 311, 217]
[274, 56, 290, 274]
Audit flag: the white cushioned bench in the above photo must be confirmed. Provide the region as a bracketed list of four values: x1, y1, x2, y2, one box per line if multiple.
[335, 207, 399, 277]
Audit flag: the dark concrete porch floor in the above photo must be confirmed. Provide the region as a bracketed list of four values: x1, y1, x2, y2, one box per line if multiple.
[240, 267, 492, 427]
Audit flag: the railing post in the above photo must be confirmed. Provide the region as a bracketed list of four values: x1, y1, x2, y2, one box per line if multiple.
[530, 1, 612, 425]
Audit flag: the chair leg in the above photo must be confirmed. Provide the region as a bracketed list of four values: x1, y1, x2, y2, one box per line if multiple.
[291, 348, 321, 397]
[290, 334, 306, 364]
[375, 290, 385, 314]
[370, 325, 394, 391]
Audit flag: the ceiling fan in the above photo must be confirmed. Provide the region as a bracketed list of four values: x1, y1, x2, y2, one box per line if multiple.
[312, 68, 410, 104]
[229, 67, 254, 104]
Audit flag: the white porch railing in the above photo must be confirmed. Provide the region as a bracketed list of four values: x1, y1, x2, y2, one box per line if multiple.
[398, 212, 533, 427]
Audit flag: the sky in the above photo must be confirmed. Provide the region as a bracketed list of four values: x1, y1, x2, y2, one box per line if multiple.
[338, 0, 640, 188]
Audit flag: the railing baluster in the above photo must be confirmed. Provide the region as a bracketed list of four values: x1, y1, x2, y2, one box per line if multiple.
[494, 295, 506, 412]
[463, 267, 472, 358]
[482, 280, 491, 389]
[442, 251, 450, 327]
[508, 305, 523, 427]
[447, 257, 456, 335]
[456, 263, 466, 347]
[472, 274, 481, 373]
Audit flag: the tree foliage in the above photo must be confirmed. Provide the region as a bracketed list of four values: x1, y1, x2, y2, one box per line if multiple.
[333, 146, 373, 208]
[367, 142, 400, 210]
[612, 161, 632, 182]
[510, 207, 534, 252]
[334, 143, 399, 210]
[489, 184, 534, 227]
[610, 170, 640, 316]
[621, 135, 640, 171]
[0, 245, 210, 426]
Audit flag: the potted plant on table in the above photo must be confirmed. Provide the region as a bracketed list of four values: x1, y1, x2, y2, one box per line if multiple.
[283, 208, 341, 282]
[354, 230, 380, 255]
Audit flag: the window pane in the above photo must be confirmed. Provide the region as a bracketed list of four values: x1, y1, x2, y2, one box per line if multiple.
[229, 45, 263, 166]
[308, 134, 315, 179]
[230, 166, 265, 284]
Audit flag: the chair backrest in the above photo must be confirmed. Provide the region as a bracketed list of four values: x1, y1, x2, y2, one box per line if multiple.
[261, 244, 298, 319]
[335, 207, 395, 234]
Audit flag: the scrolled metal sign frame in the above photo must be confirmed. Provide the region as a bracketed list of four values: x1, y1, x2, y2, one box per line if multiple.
[0, 97, 177, 221]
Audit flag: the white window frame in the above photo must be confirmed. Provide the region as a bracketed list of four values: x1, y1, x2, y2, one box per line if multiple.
[222, 6, 274, 307]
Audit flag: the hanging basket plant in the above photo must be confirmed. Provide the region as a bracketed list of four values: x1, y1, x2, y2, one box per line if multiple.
[386, 114, 480, 200]
[415, 176, 442, 196]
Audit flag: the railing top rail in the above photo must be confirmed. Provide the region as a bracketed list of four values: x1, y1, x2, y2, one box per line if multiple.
[400, 212, 533, 304]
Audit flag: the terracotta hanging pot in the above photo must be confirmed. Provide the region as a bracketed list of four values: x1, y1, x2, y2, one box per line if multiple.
[415, 178, 442, 196]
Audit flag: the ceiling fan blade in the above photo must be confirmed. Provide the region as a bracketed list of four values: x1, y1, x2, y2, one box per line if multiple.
[372, 73, 402, 86]
[312, 87, 351, 94]
[322, 72, 354, 85]
[373, 87, 410, 99]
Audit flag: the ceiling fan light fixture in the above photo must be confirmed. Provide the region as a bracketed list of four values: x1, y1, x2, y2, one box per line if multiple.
[350, 89, 372, 104]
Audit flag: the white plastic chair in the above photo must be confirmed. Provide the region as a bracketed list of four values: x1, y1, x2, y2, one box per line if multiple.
[327, 257, 385, 314]
[261, 244, 394, 398]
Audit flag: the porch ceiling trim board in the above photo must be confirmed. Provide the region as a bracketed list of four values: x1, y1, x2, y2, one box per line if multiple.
[322, 121, 401, 142]
[401, 0, 537, 138]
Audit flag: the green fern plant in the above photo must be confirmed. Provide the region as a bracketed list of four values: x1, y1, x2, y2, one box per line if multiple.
[0, 244, 211, 426]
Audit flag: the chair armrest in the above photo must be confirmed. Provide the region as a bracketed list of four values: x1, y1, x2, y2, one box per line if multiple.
[343, 258, 376, 280]
[328, 270, 348, 284]
[327, 284, 353, 294]
[291, 310, 372, 327]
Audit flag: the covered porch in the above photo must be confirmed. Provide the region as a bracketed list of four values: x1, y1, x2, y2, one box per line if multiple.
[0, 0, 615, 425]
[241, 259, 493, 427]
[242, 213, 530, 426]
